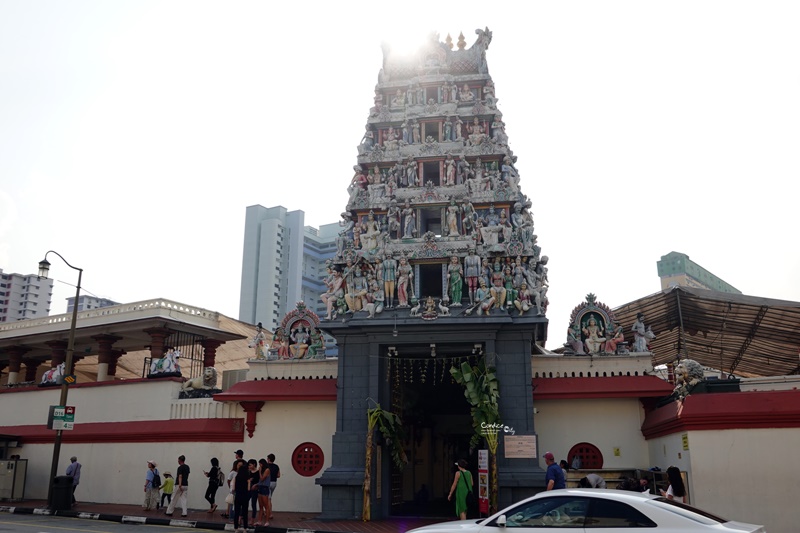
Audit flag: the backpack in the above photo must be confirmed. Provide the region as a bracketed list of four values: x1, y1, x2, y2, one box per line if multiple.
[217, 468, 225, 486]
[151, 469, 161, 489]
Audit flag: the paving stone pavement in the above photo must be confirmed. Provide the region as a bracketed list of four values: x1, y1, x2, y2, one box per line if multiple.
[0, 500, 446, 532]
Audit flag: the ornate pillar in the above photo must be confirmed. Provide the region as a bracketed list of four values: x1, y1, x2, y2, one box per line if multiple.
[240, 401, 264, 438]
[6, 346, 29, 385]
[23, 358, 43, 382]
[200, 339, 223, 368]
[107, 349, 125, 377]
[143, 327, 171, 362]
[46, 340, 68, 368]
[93, 334, 122, 381]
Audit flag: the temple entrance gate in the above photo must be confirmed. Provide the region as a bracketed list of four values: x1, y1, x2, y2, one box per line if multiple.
[387, 343, 478, 517]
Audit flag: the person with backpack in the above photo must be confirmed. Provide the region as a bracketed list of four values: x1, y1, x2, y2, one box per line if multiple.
[203, 457, 221, 513]
[143, 460, 160, 511]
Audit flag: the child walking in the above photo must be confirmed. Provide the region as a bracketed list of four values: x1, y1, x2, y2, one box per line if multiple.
[160, 472, 174, 509]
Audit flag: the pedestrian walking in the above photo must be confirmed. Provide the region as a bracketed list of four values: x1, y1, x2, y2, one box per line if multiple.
[247, 459, 259, 523]
[65, 456, 81, 506]
[233, 459, 250, 533]
[266, 453, 281, 520]
[203, 457, 221, 513]
[67, 455, 81, 505]
[221, 460, 239, 521]
[256, 458, 271, 526]
[143, 460, 160, 511]
[543, 452, 566, 491]
[165, 455, 190, 517]
[447, 459, 473, 520]
[160, 472, 174, 508]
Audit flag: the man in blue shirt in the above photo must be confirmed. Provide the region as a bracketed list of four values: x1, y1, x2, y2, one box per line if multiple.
[543, 452, 566, 490]
[66, 456, 81, 506]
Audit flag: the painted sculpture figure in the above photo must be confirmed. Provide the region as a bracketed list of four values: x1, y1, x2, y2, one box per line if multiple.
[150, 349, 181, 376]
[290, 325, 310, 359]
[397, 256, 413, 307]
[447, 255, 464, 306]
[248, 322, 267, 360]
[40, 362, 65, 385]
[582, 316, 606, 354]
[631, 312, 656, 352]
[320, 29, 550, 329]
[182, 367, 218, 391]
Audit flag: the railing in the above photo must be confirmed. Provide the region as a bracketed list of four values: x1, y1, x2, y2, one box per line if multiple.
[0, 298, 220, 337]
[170, 397, 241, 419]
[532, 353, 656, 379]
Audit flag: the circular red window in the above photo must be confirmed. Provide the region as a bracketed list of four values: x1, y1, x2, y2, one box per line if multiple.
[292, 442, 324, 477]
[567, 442, 603, 469]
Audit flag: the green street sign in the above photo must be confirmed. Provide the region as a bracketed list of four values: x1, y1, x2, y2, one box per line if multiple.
[48, 405, 76, 430]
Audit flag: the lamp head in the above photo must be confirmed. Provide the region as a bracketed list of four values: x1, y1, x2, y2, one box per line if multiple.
[38, 258, 51, 279]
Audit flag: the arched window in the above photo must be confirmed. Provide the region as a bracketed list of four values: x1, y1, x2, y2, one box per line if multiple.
[567, 442, 603, 469]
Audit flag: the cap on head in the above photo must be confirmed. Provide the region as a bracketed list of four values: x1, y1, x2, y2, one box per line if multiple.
[235, 449, 244, 457]
[148, 460, 158, 467]
[542, 452, 555, 461]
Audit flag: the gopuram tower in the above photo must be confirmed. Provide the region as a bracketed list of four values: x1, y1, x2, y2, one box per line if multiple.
[317, 29, 549, 519]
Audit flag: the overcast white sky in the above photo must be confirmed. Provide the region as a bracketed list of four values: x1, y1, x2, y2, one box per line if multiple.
[1, 1, 798, 349]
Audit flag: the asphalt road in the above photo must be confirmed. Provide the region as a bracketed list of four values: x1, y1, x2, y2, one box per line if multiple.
[0, 513, 218, 532]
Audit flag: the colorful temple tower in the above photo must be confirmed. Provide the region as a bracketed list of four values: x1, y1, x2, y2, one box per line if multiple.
[317, 29, 549, 519]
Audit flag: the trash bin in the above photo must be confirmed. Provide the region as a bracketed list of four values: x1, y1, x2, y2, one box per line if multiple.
[50, 475, 73, 510]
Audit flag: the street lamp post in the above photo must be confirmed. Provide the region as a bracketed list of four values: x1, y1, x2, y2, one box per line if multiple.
[38, 251, 82, 509]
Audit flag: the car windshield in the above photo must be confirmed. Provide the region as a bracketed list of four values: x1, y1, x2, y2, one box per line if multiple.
[651, 497, 728, 524]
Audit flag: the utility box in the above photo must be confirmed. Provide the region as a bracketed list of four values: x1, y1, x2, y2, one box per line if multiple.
[0, 459, 27, 500]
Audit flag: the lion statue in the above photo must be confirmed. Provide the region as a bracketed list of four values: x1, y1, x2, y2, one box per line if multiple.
[673, 359, 704, 400]
[182, 367, 218, 391]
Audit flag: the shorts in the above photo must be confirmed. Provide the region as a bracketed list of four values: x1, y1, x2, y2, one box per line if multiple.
[258, 485, 270, 496]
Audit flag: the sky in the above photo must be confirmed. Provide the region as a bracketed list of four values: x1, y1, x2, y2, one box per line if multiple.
[1, 1, 799, 349]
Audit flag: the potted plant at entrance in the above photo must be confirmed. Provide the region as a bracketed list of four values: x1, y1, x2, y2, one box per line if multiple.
[450, 358, 500, 513]
[363, 400, 407, 521]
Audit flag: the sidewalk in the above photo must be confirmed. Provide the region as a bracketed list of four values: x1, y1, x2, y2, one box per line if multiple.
[0, 499, 445, 532]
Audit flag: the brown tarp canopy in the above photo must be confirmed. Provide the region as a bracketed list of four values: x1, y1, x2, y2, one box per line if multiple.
[613, 286, 800, 378]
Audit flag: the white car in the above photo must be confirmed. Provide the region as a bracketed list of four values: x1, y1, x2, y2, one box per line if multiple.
[408, 489, 765, 532]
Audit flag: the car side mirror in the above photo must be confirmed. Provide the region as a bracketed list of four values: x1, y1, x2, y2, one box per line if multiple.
[496, 515, 507, 527]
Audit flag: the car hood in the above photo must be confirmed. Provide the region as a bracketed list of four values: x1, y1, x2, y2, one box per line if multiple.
[408, 519, 485, 533]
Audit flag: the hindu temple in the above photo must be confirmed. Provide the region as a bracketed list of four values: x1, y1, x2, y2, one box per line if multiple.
[316, 28, 550, 519]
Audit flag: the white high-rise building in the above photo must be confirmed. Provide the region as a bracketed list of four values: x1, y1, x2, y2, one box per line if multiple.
[67, 295, 120, 313]
[0, 268, 55, 322]
[238, 205, 338, 333]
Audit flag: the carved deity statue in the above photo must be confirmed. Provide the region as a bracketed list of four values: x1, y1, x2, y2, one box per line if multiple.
[459, 84, 474, 102]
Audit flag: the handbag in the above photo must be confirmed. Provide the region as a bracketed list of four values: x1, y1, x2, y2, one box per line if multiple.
[225, 493, 234, 505]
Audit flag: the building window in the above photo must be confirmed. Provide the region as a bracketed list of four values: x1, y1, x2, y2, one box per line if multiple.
[291, 442, 324, 477]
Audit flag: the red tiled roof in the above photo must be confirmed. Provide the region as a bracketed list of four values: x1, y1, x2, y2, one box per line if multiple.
[213, 378, 337, 402]
[4, 418, 243, 445]
[532, 375, 674, 400]
[642, 389, 800, 438]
